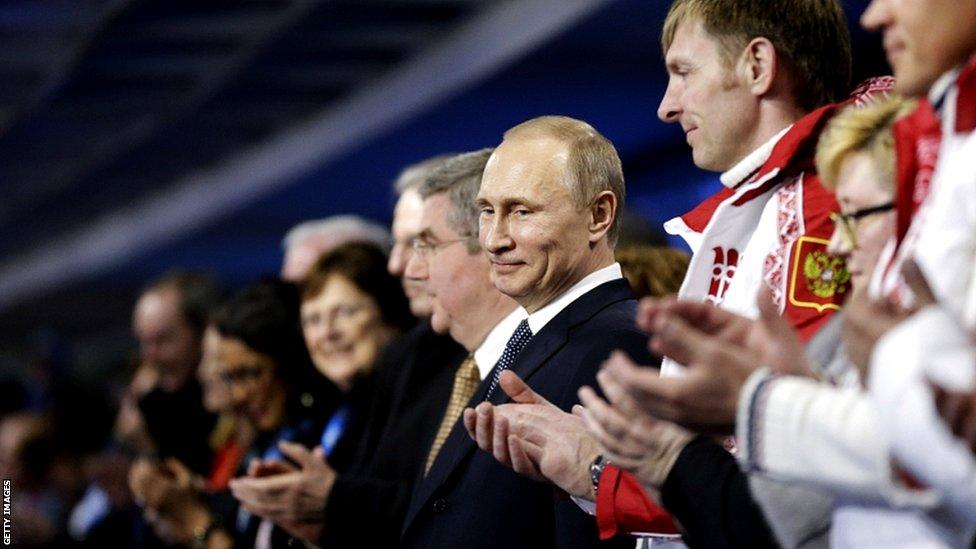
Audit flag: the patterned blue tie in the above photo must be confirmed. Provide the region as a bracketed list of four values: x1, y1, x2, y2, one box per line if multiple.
[484, 319, 533, 400]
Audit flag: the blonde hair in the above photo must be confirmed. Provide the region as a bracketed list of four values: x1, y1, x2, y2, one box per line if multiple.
[815, 97, 917, 191]
[615, 245, 690, 299]
[661, 0, 851, 111]
[503, 116, 624, 246]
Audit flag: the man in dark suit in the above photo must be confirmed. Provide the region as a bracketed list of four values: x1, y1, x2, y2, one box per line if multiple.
[131, 272, 221, 475]
[400, 116, 650, 548]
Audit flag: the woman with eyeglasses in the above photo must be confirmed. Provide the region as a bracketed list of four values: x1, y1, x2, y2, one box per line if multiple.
[295, 241, 415, 471]
[818, 97, 915, 293]
[129, 278, 335, 548]
[730, 95, 960, 548]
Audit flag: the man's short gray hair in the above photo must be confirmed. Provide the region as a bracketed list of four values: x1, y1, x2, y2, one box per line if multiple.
[394, 154, 456, 194]
[282, 215, 391, 252]
[419, 148, 493, 253]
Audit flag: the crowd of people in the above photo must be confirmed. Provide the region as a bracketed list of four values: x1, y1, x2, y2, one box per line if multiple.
[3, 0, 976, 546]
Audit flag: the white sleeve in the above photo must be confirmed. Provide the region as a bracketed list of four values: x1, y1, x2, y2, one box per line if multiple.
[569, 495, 596, 516]
[737, 368, 937, 507]
[870, 305, 976, 520]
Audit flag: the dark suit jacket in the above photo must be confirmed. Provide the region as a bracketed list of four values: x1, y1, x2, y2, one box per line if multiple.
[318, 321, 466, 547]
[137, 379, 216, 475]
[322, 372, 378, 475]
[401, 279, 650, 549]
[661, 437, 778, 549]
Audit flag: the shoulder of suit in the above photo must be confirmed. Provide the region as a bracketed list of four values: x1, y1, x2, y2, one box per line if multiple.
[570, 299, 641, 335]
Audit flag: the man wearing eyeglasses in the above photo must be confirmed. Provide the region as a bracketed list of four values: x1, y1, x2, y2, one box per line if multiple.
[228, 156, 470, 548]
[405, 149, 523, 362]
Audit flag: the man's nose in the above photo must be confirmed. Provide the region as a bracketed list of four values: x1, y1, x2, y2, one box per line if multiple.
[657, 80, 681, 124]
[860, 0, 888, 33]
[404, 250, 428, 281]
[229, 382, 249, 409]
[482, 215, 513, 254]
[323, 316, 344, 341]
[388, 243, 406, 277]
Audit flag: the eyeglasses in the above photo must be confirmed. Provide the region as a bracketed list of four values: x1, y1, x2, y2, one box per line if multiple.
[829, 202, 894, 249]
[410, 236, 470, 258]
[220, 364, 270, 386]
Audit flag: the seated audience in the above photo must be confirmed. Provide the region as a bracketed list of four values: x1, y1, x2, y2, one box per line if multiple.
[294, 241, 415, 471]
[130, 279, 331, 548]
[615, 245, 690, 300]
[131, 272, 221, 475]
[280, 216, 392, 282]
[227, 155, 472, 547]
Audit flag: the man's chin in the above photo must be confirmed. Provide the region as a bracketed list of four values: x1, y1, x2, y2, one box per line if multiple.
[430, 313, 450, 335]
[408, 296, 433, 318]
[692, 150, 728, 173]
[489, 274, 530, 301]
[157, 372, 187, 393]
[893, 68, 941, 98]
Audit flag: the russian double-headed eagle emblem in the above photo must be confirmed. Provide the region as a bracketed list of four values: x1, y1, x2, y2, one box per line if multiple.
[788, 236, 851, 312]
[803, 250, 851, 298]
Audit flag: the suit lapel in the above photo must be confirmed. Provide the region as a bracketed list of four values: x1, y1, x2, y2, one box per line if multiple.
[403, 380, 486, 531]
[402, 279, 636, 531]
[487, 333, 562, 405]
[494, 278, 635, 404]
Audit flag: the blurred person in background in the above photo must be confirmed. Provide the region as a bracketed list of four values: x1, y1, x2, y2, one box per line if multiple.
[280, 215, 391, 283]
[292, 242, 415, 470]
[227, 155, 480, 547]
[62, 272, 223, 547]
[223, 241, 418, 536]
[388, 154, 454, 318]
[131, 272, 221, 475]
[130, 279, 329, 548]
[198, 323, 254, 494]
[615, 245, 690, 300]
[0, 413, 61, 547]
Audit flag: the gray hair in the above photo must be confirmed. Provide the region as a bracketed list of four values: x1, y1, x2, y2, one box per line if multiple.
[394, 154, 456, 194]
[419, 148, 493, 253]
[282, 215, 391, 252]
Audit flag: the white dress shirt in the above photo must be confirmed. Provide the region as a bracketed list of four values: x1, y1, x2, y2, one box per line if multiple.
[474, 307, 529, 380]
[524, 263, 623, 334]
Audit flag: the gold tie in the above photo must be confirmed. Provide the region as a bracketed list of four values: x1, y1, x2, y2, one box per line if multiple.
[425, 355, 480, 475]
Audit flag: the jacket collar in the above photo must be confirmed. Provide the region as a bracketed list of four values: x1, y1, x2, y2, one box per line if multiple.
[676, 77, 898, 232]
[719, 125, 791, 189]
[954, 55, 976, 133]
[892, 100, 941, 246]
[676, 106, 830, 231]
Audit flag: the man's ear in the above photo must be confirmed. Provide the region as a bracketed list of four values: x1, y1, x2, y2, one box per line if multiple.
[588, 190, 617, 243]
[740, 36, 777, 97]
